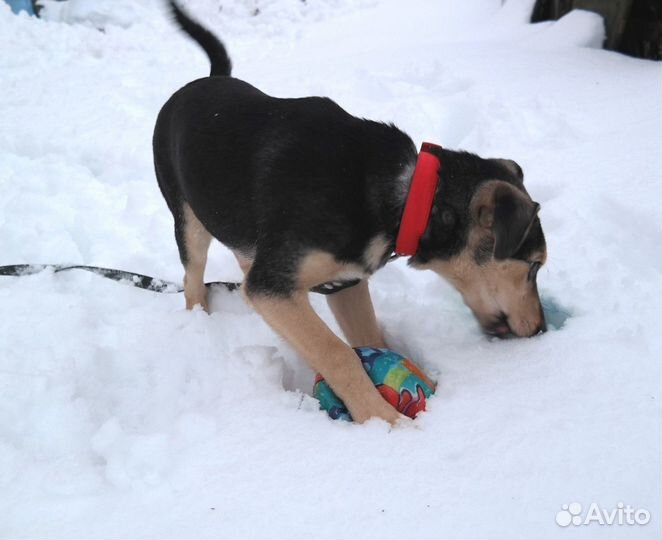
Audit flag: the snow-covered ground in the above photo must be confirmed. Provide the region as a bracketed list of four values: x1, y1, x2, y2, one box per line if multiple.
[1, 1, 660, 538]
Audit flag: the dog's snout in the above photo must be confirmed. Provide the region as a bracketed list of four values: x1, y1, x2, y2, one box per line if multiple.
[483, 311, 547, 339]
[492, 326, 511, 339]
[535, 316, 547, 335]
[531, 307, 547, 336]
[519, 314, 546, 337]
[484, 314, 513, 338]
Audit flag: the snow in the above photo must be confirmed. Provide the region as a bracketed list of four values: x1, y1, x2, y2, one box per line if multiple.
[1, 1, 660, 539]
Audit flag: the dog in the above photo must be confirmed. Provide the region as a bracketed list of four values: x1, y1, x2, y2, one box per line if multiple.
[153, 1, 547, 424]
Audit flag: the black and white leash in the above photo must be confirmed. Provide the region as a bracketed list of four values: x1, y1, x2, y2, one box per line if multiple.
[0, 264, 361, 295]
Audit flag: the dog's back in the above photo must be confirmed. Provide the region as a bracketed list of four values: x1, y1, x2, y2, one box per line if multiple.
[154, 2, 414, 256]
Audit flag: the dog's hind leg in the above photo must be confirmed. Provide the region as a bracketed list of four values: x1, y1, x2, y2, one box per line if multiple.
[154, 152, 210, 310]
[176, 203, 212, 311]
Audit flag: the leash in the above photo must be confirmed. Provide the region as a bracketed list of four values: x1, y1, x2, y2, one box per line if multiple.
[0, 264, 240, 293]
[0, 263, 362, 295]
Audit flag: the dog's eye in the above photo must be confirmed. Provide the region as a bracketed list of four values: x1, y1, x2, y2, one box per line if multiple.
[527, 261, 541, 281]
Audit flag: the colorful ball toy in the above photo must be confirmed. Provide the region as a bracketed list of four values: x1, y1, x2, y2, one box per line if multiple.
[313, 347, 436, 421]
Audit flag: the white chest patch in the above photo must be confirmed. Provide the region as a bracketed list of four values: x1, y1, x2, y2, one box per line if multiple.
[362, 234, 391, 273]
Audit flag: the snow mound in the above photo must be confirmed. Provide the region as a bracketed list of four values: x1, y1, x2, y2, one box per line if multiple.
[531, 9, 606, 49]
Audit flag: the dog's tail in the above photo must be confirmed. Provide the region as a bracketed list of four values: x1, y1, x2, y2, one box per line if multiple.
[167, 0, 232, 77]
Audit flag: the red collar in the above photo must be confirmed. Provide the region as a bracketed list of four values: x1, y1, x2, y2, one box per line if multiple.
[395, 142, 442, 256]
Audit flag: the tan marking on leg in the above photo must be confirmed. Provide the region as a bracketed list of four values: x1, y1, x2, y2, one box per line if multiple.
[232, 250, 253, 276]
[295, 251, 365, 290]
[183, 204, 212, 311]
[327, 280, 386, 348]
[247, 289, 401, 424]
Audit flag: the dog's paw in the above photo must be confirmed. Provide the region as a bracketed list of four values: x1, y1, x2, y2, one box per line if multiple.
[185, 301, 209, 314]
[351, 400, 402, 426]
[392, 413, 415, 427]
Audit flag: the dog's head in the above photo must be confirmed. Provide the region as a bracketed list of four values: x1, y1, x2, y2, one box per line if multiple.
[410, 151, 547, 338]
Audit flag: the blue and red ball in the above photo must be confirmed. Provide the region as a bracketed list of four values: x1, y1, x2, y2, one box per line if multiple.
[313, 347, 436, 421]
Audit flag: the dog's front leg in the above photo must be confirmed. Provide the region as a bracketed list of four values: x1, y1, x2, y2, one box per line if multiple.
[326, 280, 387, 348]
[246, 289, 400, 424]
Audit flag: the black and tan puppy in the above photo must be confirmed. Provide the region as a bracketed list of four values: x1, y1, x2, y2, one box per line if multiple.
[154, 1, 547, 424]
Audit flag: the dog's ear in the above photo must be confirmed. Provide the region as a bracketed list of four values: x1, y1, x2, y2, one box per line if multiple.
[478, 183, 539, 259]
[492, 158, 524, 182]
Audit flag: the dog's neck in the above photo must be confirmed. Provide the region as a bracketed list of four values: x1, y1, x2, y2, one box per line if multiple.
[363, 127, 444, 263]
[394, 142, 442, 256]
[362, 122, 417, 242]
